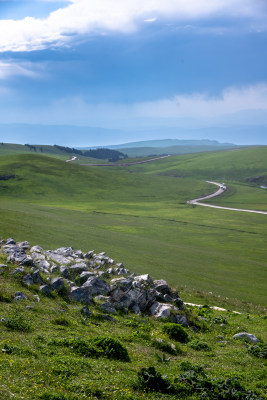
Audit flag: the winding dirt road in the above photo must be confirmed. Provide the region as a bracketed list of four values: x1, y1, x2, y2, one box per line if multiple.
[80, 155, 170, 166]
[81, 155, 170, 167]
[187, 181, 267, 215]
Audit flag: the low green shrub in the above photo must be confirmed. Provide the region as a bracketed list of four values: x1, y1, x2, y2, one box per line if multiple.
[154, 352, 171, 364]
[48, 336, 130, 361]
[137, 366, 175, 394]
[151, 338, 180, 355]
[179, 361, 205, 374]
[2, 311, 32, 332]
[175, 367, 263, 399]
[162, 323, 189, 343]
[1, 342, 37, 357]
[248, 342, 267, 359]
[0, 291, 12, 303]
[92, 336, 130, 362]
[48, 337, 101, 357]
[51, 317, 70, 326]
[212, 315, 228, 325]
[189, 339, 211, 351]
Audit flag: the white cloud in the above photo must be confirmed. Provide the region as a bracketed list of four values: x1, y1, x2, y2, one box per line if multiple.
[0, 0, 266, 52]
[0, 60, 43, 79]
[126, 84, 267, 122]
[1, 83, 266, 127]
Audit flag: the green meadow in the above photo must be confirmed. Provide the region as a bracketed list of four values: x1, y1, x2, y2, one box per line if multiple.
[0, 147, 267, 309]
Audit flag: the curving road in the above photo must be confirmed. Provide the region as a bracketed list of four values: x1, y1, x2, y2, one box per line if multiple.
[187, 181, 267, 215]
[80, 155, 171, 167]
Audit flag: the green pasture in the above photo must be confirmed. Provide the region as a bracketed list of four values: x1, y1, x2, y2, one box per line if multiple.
[0, 150, 266, 309]
[0, 254, 266, 400]
[129, 146, 267, 181]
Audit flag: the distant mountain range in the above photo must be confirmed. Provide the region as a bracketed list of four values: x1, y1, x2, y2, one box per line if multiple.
[78, 138, 239, 157]
[87, 138, 236, 149]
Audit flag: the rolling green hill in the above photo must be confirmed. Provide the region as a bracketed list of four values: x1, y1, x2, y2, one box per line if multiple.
[0, 241, 266, 400]
[0, 143, 126, 163]
[0, 148, 266, 308]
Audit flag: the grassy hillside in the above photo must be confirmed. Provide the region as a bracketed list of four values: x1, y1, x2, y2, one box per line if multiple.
[128, 146, 267, 182]
[0, 243, 266, 400]
[0, 143, 123, 164]
[116, 144, 239, 158]
[0, 149, 266, 308]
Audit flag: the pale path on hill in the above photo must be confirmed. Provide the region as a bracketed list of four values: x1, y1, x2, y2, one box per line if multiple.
[80, 155, 171, 166]
[187, 181, 267, 215]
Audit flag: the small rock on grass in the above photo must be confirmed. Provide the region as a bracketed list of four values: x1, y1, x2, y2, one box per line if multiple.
[232, 332, 259, 344]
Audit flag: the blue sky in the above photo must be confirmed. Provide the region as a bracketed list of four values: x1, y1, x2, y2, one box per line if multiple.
[0, 0, 267, 146]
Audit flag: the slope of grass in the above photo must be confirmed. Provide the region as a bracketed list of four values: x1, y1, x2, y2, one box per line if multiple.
[0, 151, 266, 307]
[129, 146, 267, 182]
[116, 144, 238, 157]
[0, 247, 266, 400]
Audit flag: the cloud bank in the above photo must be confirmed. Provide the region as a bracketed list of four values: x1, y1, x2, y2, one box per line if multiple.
[1, 83, 266, 126]
[0, 0, 266, 52]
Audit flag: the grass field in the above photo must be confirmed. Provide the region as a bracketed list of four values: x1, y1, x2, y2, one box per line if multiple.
[0, 251, 266, 400]
[0, 148, 266, 309]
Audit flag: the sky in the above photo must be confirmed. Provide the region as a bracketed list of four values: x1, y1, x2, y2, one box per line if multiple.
[0, 0, 267, 146]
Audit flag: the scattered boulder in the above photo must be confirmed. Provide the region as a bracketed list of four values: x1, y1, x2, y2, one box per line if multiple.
[232, 332, 259, 344]
[100, 302, 116, 314]
[70, 286, 93, 304]
[0, 264, 7, 274]
[153, 279, 170, 295]
[59, 265, 69, 278]
[79, 271, 95, 284]
[11, 267, 24, 275]
[149, 301, 175, 319]
[163, 294, 173, 303]
[6, 238, 16, 245]
[69, 263, 88, 274]
[39, 285, 51, 296]
[0, 239, 188, 322]
[170, 314, 189, 326]
[32, 269, 43, 284]
[17, 241, 30, 250]
[81, 276, 110, 296]
[30, 245, 43, 253]
[14, 291, 28, 301]
[46, 252, 70, 265]
[51, 277, 65, 292]
[81, 305, 90, 317]
[23, 274, 34, 286]
[55, 247, 74, 257]
[133, 274, 153, 286]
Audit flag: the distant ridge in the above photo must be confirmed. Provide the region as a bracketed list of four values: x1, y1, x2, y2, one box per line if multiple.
[78, 138, 239, 157]
[94, 138, 237, 149]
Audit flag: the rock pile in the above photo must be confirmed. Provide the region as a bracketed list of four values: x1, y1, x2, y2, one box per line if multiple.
[0, 238, 185, 323]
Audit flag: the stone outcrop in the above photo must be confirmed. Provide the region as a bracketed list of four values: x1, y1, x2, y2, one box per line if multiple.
[0, 238, 185, 322]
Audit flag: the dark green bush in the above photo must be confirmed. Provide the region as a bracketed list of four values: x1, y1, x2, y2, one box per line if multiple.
[162, 323, 189, 343]
[51, 317, 70, 326]
[49, 337, 101, 357]
[190, 340, 211, 351]
[92, 336, 130, 362]
[248, 342, 267, 359]
[137, 366, 175, 394]
[180, 361, 205, 374]
[175, 367, 263, 399]
[0, 291, 12, 303]
[48, 336, 130, 361]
